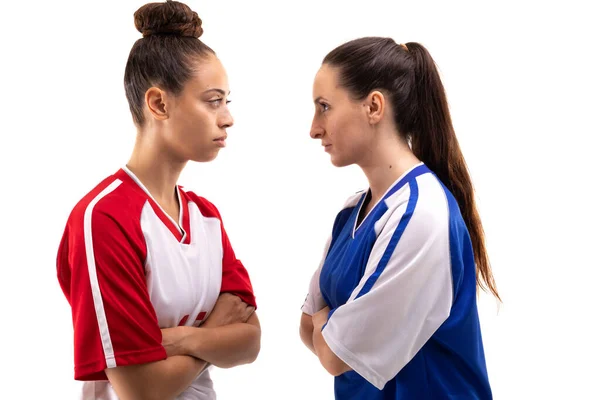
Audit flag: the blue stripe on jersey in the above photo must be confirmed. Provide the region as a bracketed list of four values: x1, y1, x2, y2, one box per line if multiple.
[355, 164, 429, 238]
[321, 166, 430, 323]
[317, 167, 492, 399]
[442, 183, 465, 302]
[355, 180, 419, 300]
[382, 164, 429, 202]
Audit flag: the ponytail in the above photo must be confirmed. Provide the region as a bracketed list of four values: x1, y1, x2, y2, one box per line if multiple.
[323, 37, 500, 301]
[406, 42, 500, 301]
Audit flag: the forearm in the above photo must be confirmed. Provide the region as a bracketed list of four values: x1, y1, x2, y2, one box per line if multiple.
[312, 318, 351, 376]
[181, 314, 261, 368]
[106, 355, 206, 400]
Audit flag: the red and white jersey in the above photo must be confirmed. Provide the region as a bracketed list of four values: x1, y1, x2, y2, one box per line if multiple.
[56, 166, 256, 400]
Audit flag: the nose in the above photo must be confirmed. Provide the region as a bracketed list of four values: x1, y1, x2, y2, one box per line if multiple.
[310, 118, 324, 139]
[219, 106, 234, 129]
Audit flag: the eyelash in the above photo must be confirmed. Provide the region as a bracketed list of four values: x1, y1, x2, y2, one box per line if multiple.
[319, 102, 330, 112]
[209, 99, 231, 107]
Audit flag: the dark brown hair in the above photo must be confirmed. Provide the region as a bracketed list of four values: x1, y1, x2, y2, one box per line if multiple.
[324, 37, 500, 301]
[124, 0, 214, 126]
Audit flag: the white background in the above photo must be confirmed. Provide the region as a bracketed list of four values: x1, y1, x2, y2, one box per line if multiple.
[1, 0, 599, 399]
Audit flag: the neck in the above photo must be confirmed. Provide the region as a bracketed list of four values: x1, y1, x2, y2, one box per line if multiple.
[126, 130, 187, 205]
[358, 130, 420, 202]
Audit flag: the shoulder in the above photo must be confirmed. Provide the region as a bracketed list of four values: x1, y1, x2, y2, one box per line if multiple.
[66, 173, 147, 232]
[413, 172, 467, 231]
[383, 172, 460, 238]
[58, 174, 150, 275]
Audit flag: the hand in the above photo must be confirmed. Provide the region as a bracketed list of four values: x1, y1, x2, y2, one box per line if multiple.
[312, 306, 331, 330]
[161, 326, 191, 357]
[202, 293, 255, 328]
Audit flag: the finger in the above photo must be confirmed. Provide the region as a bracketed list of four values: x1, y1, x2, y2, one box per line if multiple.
[241, 304, 254, 313]
[244, 306, 255, 321]
[228, 297, 243, 308]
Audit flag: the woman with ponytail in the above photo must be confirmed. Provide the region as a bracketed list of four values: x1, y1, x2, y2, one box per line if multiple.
[300, 37, 498, 399]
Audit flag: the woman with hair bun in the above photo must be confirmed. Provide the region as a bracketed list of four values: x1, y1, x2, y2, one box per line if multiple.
[56, 1, 260, 399]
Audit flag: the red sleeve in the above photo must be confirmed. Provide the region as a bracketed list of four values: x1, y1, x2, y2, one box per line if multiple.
[186, 191, 257, 309]
[219, 221, 257, 308]
[57, 203, 166, 381]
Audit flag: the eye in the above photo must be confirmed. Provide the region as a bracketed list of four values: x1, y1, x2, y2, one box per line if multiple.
[319, 102, 330, 112]
[208, 98, 231, 107]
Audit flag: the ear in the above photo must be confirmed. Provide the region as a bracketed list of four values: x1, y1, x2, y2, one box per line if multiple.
[364, 90, 386, 125]
[145, 87, 169, 121]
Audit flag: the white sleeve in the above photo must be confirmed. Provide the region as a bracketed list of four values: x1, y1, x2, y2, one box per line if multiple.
[301, 234, 332, 316]
[321, 185, 454, 390]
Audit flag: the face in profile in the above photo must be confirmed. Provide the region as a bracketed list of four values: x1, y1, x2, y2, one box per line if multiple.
[157, 54, 234, 163]
[310, 64, 373, 167]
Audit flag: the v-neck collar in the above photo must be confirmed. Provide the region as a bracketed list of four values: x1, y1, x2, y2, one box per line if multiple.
[118, 166, 190, 244]
[352, 162, 429, 238]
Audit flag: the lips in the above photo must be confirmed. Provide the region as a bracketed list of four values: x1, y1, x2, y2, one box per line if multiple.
[214, 135, 227, 147]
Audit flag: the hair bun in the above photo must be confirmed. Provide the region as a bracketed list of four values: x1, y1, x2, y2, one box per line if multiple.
[134, 1, 203, 38]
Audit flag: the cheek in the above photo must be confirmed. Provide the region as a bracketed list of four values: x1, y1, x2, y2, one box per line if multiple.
[184, 107, 213, 134]
[330, 114, 360, 144]
[327, 114, 346, 139]
[340, 122, 370, 160]
[170, 108, 213, 149]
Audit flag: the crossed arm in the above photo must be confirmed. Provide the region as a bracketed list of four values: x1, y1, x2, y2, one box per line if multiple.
[300, 307, 351, 377]
[106, 293, 261, 400]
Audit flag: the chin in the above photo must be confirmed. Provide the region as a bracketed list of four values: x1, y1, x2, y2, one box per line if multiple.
[191, 150, 220, 163]
[330, 155, 351, 168]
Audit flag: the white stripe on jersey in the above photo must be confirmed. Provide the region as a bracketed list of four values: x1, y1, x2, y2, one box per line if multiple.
[83, 179, 123, 369]
[321, 173, 453, 389]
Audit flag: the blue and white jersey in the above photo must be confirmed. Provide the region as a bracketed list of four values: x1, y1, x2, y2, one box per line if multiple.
[302, 163, 492, 399]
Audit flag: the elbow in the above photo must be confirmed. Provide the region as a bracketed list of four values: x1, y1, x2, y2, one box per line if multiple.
[244, 313, 262, 364]
[245, 325, 262, 364]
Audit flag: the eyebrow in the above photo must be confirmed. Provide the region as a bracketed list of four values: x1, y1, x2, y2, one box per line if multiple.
[203, 88, 231, 95]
